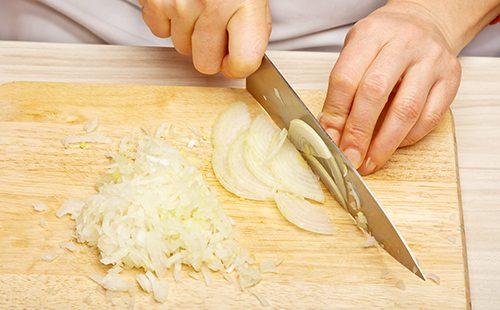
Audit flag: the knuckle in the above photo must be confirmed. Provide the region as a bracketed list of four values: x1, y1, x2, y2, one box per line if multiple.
[393, 96, 421, 122]
[449, 57, 462, 77]
[345, 122, 370, 145]
[329, 71, 357, 93]
[402, 134, 419, 146]
[425, 110, 444, 129]
[360, 74, 389, 98]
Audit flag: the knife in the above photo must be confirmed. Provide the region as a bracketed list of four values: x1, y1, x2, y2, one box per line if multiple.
[246, 55, 425, 280]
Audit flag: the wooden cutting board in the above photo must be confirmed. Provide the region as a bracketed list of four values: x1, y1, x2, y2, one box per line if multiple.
[0, 82, 467, 308]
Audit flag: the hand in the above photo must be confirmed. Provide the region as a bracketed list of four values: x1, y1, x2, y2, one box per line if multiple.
[319, 1, 462, 175]
[139, 0, 272, 78]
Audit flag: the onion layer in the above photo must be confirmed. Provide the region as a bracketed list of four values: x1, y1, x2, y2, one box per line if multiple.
[274, 192, 335, 235]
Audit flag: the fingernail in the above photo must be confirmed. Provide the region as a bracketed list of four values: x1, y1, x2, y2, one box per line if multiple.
[343, 147, 362, 168]
[364, 157, 376, 173]
[326, 128, 340, 144]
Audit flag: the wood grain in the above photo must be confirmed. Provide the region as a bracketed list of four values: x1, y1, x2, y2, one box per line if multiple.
[0, 81, 465, 308]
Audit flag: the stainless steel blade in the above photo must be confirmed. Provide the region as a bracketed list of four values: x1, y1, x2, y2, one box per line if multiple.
[246, 55, 425, 280]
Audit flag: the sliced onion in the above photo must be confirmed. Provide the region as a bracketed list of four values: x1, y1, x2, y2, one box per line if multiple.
[56, 199, 85, 219]
[274, 192, 335, 235]
[213, 145, 273, 201]
[146, 271, 168, 303]
[288, 119, 332, 158]
[303, 153, 346, 208]
[325, 156, 348, 200]
[136, 273, 152, 293]
[211, 102, 251, 148]
[271, 141, 325, 203]
[243, 115, 283, 189]
[227, 134, 275, 200]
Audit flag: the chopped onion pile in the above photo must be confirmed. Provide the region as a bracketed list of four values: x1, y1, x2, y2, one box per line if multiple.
[212, 103, 334, 234]
[59, 130, 261, 302]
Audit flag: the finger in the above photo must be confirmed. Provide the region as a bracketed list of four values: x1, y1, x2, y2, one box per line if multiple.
[142, 0, 171, 38]
[171, 1, 203, 55]
[191, 2, 236, 75]
[339, 45, 411, 168]
[400, 77, 460, 147]
[319, 28, 384, 145]
[358, 63, 436, 175]
[221, 2, 271, 78]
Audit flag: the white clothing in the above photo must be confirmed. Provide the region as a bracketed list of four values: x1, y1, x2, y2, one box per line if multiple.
[0, 0, 498, 56]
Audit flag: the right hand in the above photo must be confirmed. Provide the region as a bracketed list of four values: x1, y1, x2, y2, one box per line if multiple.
[139, 0, 272, 78]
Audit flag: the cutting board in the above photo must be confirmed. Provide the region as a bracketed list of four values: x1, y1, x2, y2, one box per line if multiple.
[0, 82, 467, 308]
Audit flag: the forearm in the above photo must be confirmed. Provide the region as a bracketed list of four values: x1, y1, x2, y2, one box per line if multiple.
[390, 0, 500, 53]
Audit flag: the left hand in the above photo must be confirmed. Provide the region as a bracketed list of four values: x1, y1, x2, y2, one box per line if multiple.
[319, 1, 462, 175]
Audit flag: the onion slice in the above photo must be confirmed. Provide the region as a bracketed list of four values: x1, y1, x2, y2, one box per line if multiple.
[226, 134, 275, 200]
[212, 102, 251, 148]
[288, 119, 332, 158]
[303, 153, 346, 208]
[274, 192, 335, 235]
[271, 141, 324, 203]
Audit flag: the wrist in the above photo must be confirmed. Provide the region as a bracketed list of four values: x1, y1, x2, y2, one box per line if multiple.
[388, 0, 500, 54]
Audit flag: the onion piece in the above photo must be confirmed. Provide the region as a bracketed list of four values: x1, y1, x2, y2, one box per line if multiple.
[303, 154, 346, 208]
[90, 271, 132, 292]
[426, 273, 441, 285]
[243, 115, 283, 189]
[212, 102, 251, 148]
[288, 119, 332, 159]
[136, 273, 152, 293]
[84, 118, 99, 133]
[270, 141, 324, 203]
[41, 252, 58, 262]
[274, 192, 335, 235]
[363, 235, 378, 248]
[56, 200, 85, 219]
[226, 134, 275, 200]
[146, 271, 168, 303]
[60, 241, 79, 252]
[238, 266, 262, 290]
[325, 156, 348, 200]
[32, 201, 49, 212]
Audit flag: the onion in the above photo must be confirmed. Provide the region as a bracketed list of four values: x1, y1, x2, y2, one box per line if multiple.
[325, 157, 348, 200]
[363, 235, 378, 248]
[60, 241, 79, 252]
[212, 102, 251, 148]
[288, 119, 331, 159]
[238, 266, 262, 290]
[227, 134, 275, 200]
[274, 192, 335, 235]
[32, 201, 49, 212]
[90, 271, 132, 292]
[136, 273, 152, 293]
[355, 211, 368, 230]
[56, 200, 85, 220]
[259, 259, 282, 274]
[270, 141, 325, 203]
[426, 273, 440, 285]
[303, 154, 346, 208]
[146, 271, 168, 303]
[84, 118, 99, 133]
[395, 280, 406, 291]
[243, 115, 283, 189]
[41, 252, 58, 262]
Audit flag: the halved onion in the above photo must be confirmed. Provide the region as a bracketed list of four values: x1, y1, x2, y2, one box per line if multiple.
[274, 192, 335, 235]
[288, 119, 331, 158]
[303, 153, 346, 208]
[270, 141, 325, 203]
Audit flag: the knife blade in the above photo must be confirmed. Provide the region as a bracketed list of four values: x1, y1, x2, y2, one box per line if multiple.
[246, 55, 425, 280]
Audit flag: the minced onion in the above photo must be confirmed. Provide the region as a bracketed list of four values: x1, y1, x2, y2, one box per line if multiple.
[63, 129, 260, 302]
